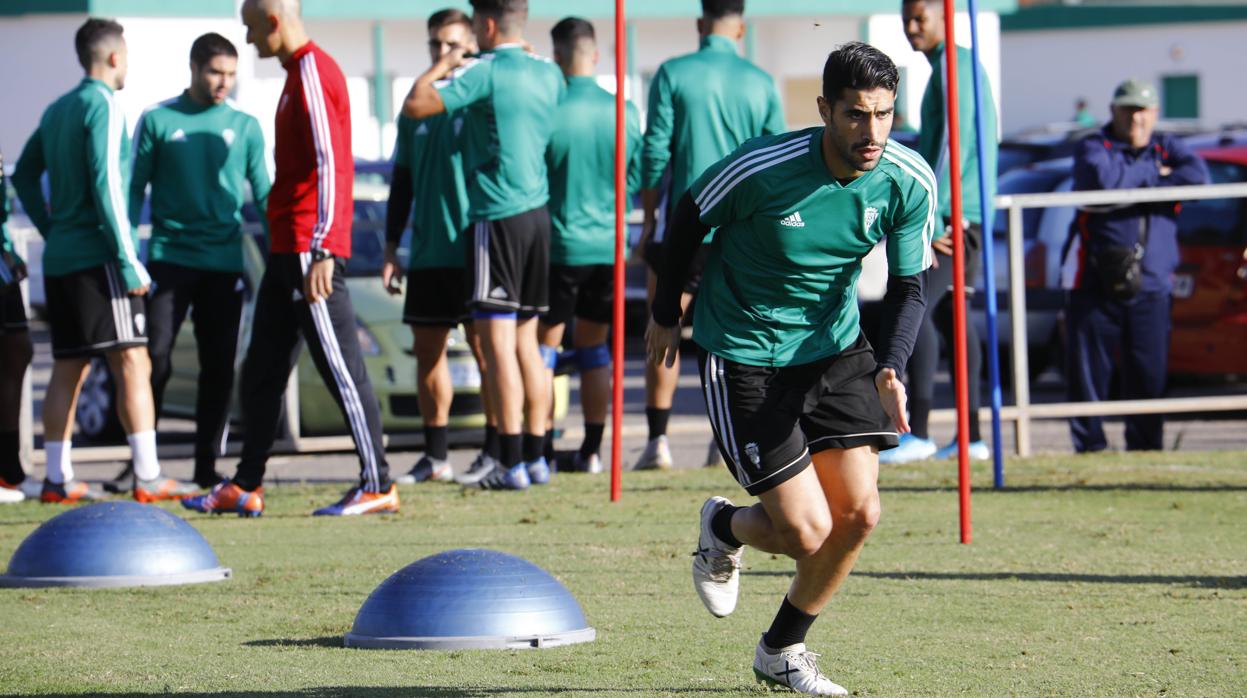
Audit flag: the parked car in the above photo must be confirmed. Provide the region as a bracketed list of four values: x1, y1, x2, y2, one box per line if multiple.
[72, 179, 568, 443]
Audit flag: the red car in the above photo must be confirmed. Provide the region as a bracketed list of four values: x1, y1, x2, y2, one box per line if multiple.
[1169, 146, 1247, 375]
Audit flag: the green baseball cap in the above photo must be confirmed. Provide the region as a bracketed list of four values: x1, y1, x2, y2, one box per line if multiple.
[1111, 79, 1159, 108]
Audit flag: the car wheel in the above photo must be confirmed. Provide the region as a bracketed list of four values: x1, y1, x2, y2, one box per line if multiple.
[76, 359, 124, 443]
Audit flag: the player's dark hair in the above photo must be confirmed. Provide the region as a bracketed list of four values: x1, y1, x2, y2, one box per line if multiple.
[470, 0, 528, 35]
[702, 0, 745, 21]
[189, 32, 237, 67]
[428, 8, 472, 34]
[74, 17, 124, 71]
[551, 16, 595, 55]
[822, 42, 899, 104]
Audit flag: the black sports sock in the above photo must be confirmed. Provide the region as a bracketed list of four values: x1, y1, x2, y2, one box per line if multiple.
[501, 434, 523, 469]
[579, 423, 605, 459]
[0, 431, 24, 485]
[522, 433, 544, 463]
[484, 425, 501, 459]
[908, 398, 932, 441]
[543, 429, 555, 462]
[424, 425, 449, 461]
[645, 407, 670, 440]
[763, 596, 818, 650]
[710, 504, 742, 548]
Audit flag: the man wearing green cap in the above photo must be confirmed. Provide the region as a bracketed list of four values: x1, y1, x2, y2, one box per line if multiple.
[1060, 78, 1207, 452]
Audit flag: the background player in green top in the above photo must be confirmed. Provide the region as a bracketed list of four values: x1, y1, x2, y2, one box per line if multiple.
[538, 17, 642, 475]
[647, 42, 933, 696]
[381, 8, 484, 485]
[12, 18, 193, 504]
[883, 0, 999, 464]
[402, 0, 565, 491]
[0, 149, 36, 503]
[123, 32, 271, 490]
[635, 0, 785, 471]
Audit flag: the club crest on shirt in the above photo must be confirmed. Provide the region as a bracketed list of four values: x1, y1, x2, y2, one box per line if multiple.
[222, 128, 235, 146]
[864, 206, 879, 232]
[416, 123, 429, 136]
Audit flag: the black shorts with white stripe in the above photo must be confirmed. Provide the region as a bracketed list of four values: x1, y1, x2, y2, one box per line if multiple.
[466, 206, 550, 315]
[45, 263, 146, 358]
[0, 285, 28, 334]
[696, 333, 898, 497]
[403, 266, 469, 327]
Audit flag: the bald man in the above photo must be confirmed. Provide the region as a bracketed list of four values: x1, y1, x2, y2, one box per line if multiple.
[184, 0, 397, 517]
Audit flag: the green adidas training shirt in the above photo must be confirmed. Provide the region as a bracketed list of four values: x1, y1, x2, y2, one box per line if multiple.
[689, 129, 936, 367]
[546, 76, 642, 266]
[13, 77, 148, 290]
[130, 92, 271, 274]
[641, 35, 785, 205]
[917, 42, 998, 228]
[393, 111, 471, 269]
[435, 44, 565, 223]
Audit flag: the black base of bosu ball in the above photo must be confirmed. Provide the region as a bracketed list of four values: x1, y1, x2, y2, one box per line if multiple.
[345, 549, 595, 650]
[0, 501, 231, 588]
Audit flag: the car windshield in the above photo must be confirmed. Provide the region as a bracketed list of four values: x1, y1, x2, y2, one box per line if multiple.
[345, 199, 398, 277]
[992, 166, 1070, 239]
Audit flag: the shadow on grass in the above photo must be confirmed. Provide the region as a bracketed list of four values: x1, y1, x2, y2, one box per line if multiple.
[243, 637, 342, 648]
[744, 569, 1245, 589]
[22, 688, 728, 696]
[880, 483, 1247, 493]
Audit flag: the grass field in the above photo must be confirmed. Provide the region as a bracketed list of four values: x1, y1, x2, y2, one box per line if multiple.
[1, 451, 1244, 697]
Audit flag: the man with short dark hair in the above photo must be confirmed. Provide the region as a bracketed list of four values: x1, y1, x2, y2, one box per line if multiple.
[1061, 78, 1207, 452]
[648, 42, 932, 695]
[382, 8, 482, 485]
[883, 0, 998, 464]
[635, 0, 784, 471]
[184, 0, 397, 516]
[0, 150, 35, 503]
[539, 17, 642, 474]
[13, 18, 194, 504]
[402, 0, 565, 490]
[123, 32, 271, 490]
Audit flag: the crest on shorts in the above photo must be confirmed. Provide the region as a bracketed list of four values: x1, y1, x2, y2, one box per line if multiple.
[134, 313, 146, 336]
[864, 206, 879, 232]
[745, 442, 760, 466]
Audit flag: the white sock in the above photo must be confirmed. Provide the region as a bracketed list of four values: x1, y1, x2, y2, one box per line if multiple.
[128, 430, 161, 481]
[45, 440, 73, 484]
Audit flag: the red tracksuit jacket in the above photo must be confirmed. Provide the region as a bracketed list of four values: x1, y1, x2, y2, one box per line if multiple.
[268, 41, 353, 258]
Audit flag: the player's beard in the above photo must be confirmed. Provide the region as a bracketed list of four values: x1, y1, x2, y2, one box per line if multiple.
[835, 136, 883, 174]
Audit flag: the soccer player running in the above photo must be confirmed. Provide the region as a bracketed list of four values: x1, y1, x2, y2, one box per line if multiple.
[184, 0, 397, 516]
[120, 33, 271, 490]
[402, 0, 565, 490]
[381, 9, 486, 486]
[882, 0, 998, 464]
[0, 150, 36, 503]
[12, 18, 195, 504]
[635, 0, 784, 471]
[539, 17, 642, 475]
[646, 43, 933, 695]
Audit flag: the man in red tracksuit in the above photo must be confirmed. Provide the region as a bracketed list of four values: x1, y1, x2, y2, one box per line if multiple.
[184, 0, 396, 517]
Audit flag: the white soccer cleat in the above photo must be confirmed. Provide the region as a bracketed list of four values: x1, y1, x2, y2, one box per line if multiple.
[633, 435, 673, 470]
[753, 638, 848, 696]
[692, 496, 743, 617]
[0, 486, 24, 504]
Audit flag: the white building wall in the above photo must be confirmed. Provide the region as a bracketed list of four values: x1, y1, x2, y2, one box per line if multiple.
[0, 16, 89, 160]
[1001, 21, 1247, 133]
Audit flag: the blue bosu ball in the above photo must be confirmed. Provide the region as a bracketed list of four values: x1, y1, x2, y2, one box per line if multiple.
[0, 501, 231, 588]
[345, 548, 595, 650]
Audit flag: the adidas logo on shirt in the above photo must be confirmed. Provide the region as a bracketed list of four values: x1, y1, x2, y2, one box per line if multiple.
[170, 129, 187, 142]
[416, 123, 429, 136]
[779, 212, 805, 228]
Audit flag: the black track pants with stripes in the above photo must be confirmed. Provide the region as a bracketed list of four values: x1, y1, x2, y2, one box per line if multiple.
[234, 253, 390, 492]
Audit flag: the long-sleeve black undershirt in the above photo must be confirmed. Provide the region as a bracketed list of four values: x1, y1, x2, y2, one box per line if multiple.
[385, 163, 415, 247]
[651, 190, 927, 374]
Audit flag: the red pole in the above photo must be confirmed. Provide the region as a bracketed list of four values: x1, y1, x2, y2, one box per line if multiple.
[942, 0, 972, 543]
[610, 0, 627, 502]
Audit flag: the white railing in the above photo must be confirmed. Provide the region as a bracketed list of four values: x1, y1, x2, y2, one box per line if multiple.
[995, 181, 1247, 456]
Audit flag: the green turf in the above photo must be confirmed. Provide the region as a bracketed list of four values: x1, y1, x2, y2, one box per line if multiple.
[1, 451, 1244, 696]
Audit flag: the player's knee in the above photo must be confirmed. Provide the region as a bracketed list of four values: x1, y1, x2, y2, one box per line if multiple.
[113, 346, 151, 377]
[576, 343, 611, 371]
[779, 515, 832, 559]
[835, 496, 881, 542]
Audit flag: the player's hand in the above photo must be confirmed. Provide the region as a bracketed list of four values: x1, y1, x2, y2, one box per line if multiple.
[630, 219, 656, 267]
[441, 45, 469, 71]
[304, 257, 335, 304]
[381, 249, 403, 296]
[875, 367, 910, 434]
[1, 252, 26, 282]
[1158, 163, 1173, 177]
[932, 233, 955, 258]
[645, 317, 681, 369]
